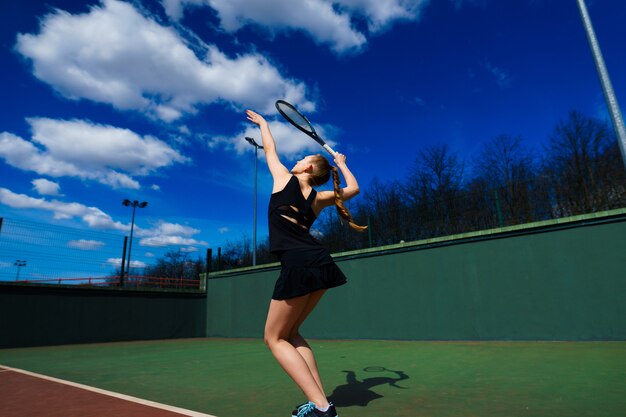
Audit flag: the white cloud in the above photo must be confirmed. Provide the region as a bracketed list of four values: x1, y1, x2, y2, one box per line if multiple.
[0, 187, 128, 231]
[208, 0, 365, 53]
[336, 0, 427, 32]
[180, 246, 198, 252]
[137, 220, 208, 247]
[68, 239, 106, 250]
[0, 187, 209, 250]
[162, 0, 205, 21]
[15, 0, 313, 120]
[218, 227, 230, 234]
[163, 0, 428, 53]
[0, 118, 187, 189]
[32, 178, 63, 196]
[107, 258, 147, 268]
[150, 184, 161, 191]
[137, 221, 200, 238]
[140, 235, 207, 247]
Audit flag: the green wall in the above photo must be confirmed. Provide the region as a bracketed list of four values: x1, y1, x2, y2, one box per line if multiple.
[0, 284, 206, 348]
[206, 210, 626, 341]
[2, 210, 623, 348]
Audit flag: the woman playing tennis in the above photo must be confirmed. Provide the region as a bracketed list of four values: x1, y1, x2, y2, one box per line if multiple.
[246, 109, 365, 417]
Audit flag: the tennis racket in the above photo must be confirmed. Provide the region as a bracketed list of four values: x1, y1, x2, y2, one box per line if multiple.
[275, 100, 337, 156]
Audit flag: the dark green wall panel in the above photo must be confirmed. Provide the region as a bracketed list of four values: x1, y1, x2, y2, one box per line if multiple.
[0, 285, 206, 348]
[206, 215, 626, 340]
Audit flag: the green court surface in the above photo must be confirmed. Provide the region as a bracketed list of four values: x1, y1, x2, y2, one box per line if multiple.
[1, 339, 624, 417]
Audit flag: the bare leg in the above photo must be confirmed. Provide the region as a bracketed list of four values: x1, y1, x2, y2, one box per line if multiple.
[264, 292, 330, 408]
[289, 290, 327, 397]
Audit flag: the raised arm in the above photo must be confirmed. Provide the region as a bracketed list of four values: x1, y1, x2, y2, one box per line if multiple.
[315, 153, 361, 210]
[246, 110, 291, 186]
[333, 153, 360, 200]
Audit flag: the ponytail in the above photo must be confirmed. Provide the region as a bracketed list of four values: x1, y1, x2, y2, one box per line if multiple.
[331, 166, 367, 232]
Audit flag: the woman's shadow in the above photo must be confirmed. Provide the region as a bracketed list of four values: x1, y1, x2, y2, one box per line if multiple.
[328, 368, 409, 408]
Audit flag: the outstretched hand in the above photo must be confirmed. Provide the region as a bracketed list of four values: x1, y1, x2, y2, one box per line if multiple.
[246, 109, 267, 127]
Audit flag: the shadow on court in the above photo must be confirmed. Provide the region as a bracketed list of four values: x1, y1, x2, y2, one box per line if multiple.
[328, 368, 409, 408]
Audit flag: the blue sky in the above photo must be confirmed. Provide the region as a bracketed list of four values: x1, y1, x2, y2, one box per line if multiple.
[1, 0, 625, 276]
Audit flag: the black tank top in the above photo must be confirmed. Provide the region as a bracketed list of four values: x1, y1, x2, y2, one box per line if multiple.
[268, 176, 320, 254]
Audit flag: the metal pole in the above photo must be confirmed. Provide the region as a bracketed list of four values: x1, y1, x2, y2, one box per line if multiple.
[122, 199, 147, 286]
[577, 0, 626, 170]
[127, 204, 137, 282]
[120, 236, 128, 287]
[367, 215, 373, 247]
[245, 137, 263, 266]
[14, 260, 26, 281]
[494, 189, 504, 227]
[253, 145, 258, 266]
[206, 248, 212, 273]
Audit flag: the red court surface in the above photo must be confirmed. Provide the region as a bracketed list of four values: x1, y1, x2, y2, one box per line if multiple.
[0, 366, 216, 417]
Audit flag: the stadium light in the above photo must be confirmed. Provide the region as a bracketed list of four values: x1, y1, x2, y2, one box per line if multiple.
[245, 137, 263, 266]
[122, 199, 148, 285]
[14, 259, 26, 281]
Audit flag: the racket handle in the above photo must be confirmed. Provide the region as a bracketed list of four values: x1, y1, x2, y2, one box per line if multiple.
[322, 144, 337, 156]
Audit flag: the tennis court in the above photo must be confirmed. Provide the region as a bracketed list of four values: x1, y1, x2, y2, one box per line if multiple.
[1, 338, 624, 417]
[2, 211, 625, 416]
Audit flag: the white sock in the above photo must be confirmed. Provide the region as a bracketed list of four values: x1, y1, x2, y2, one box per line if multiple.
[316, 404, 330, 412]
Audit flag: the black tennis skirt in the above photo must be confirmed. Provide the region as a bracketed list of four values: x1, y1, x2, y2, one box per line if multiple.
[272, 246, 347, 300]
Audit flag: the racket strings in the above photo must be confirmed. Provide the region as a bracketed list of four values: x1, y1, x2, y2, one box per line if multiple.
[276, 101, 314, 133]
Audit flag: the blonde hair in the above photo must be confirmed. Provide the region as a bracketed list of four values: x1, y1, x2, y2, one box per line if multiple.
[309, 155, 367, 232]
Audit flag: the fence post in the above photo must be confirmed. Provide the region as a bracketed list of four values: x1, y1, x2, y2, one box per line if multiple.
[206, 248, 212, 273]
[494, 189, 504, 228]
[120, 236, 128, 287]
[217, 247, 222, 271]
[367, 215, 372, 247]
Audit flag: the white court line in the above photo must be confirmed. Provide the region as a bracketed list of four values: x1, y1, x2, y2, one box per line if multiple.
[0, 365, 217, 417]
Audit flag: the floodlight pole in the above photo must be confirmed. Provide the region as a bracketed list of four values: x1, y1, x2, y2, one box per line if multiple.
[14, 260, 26, 281]
[122, 199, 148, 285]
[577, 0, 626, 170]
[245, 137, 263, 266]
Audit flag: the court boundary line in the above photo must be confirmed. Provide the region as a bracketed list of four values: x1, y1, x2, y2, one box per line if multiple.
[0, 365, 217, 417]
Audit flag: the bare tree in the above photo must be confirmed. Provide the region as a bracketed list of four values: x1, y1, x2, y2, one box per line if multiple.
[315, 198, 363, 252]
[600, 143, 626, 208]
[143, 250, 206, 288]
[353, 178, 408, 246]
[543, 111, 616, 216]
[462, 176, 502, 231]
[405, 144, 464, 238]
[476, 134, 537, 225]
